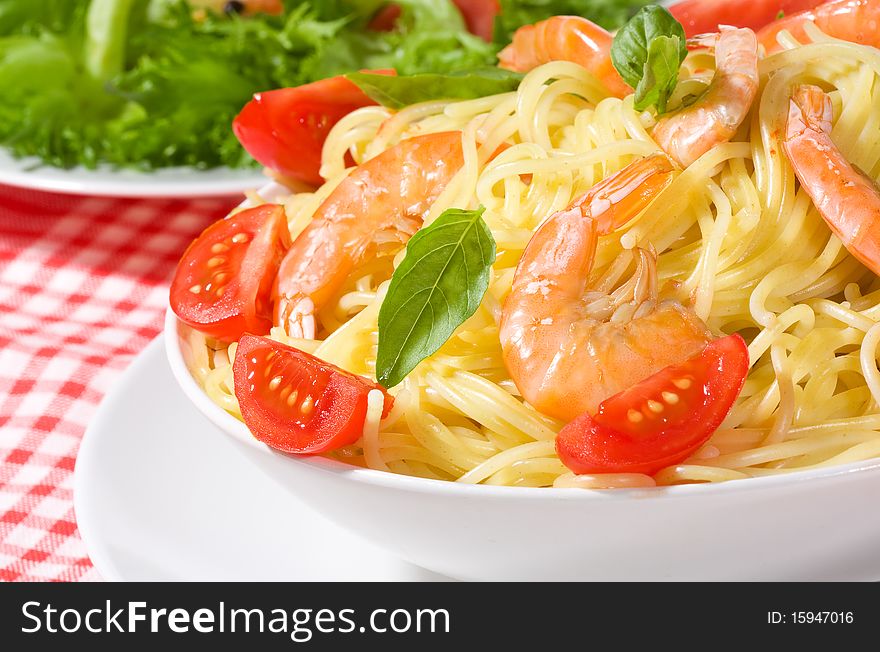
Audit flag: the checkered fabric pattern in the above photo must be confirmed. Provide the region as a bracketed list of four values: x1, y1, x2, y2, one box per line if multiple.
[0, 184, 235, 581]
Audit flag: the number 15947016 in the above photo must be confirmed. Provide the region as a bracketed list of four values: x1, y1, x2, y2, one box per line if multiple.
[768, 612, 854, 624]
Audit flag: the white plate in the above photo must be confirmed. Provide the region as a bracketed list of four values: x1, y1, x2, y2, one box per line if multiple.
[73, 337, 449, 581]
[0, 148, 268, 198]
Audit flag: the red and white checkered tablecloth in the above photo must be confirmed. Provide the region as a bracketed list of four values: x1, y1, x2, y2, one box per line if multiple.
[0, 184, 236, 581]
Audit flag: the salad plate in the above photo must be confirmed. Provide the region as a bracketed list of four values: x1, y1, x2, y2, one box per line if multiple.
[0, 149, 268, 198]
[73, 337, 448, 581]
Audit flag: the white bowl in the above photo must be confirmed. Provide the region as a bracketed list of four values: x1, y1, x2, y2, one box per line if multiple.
[162, 184, 880, 581]
[164, 307, 880, 581]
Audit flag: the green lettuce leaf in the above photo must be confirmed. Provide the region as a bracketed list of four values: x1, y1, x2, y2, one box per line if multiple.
[0, 0, 500, 171]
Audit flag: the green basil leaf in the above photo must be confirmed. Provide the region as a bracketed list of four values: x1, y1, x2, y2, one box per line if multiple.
[633, 35, 681, 113]
[610, 4, 687, 113]
[376, 207, 496, 388]
[346, 69, 523, 110]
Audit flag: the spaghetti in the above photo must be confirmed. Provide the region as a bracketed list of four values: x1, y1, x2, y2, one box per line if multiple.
[186, 26, 880, 488]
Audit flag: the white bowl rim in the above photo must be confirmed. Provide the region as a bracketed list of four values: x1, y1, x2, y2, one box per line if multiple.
[164, 307, 880, 501]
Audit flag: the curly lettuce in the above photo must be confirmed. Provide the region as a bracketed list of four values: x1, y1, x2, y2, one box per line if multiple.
[0, 0, 649, 170]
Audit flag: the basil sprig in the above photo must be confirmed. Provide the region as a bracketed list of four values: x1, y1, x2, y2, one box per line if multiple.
[346, 69, 523, 110]
[610, 5, 687, 113]
[376, 207, 496, 388]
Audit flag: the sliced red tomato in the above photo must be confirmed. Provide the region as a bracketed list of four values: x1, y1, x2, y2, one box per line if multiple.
[233, 335, 394, 454]
[669, 0, 823, 37]
[368, 1, 498, 41]
[556, 334, 749, 476]
[170, 204, 289, 342]
[232, 71, 394, 187]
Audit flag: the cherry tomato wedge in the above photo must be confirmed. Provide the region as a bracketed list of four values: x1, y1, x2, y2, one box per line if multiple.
[669, 0, 822, 37]
[556, 334, 749, 476]
[232, 71, 394, 187]
[170, 204, 289, 342]
[233, 335, 394, 454]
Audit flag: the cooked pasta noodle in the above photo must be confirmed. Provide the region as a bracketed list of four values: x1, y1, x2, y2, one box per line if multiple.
[186, 27, 880, 488]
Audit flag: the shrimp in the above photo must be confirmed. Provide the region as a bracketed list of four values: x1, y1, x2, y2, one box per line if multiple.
[497, 16, 632, 98]
[273, 131, 464, 339]
[759, 0, 880, 53]
[652, 27, 759, 168]
[498, 19, 758, 168]
[783, 85, 880, 274]
[500, 154, 714, 422]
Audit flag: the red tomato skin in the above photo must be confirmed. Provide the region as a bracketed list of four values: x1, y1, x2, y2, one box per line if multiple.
[233, 335, 393, 455]
[556, 334, 750, 476]
[669, 0, 823, 37]
[368, 4, 401, 31]
[232, 72, 393, 187]
[369, 1, 498, 40]
[452, 0, 500, 41]
[170, 204, 289, 342]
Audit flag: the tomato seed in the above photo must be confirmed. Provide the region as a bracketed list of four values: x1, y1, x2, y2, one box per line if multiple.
[300, 395, 314, 416]
[672, 377, 692, 390]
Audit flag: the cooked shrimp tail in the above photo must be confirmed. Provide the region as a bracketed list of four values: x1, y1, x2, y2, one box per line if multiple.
[783, 84, 880, 275]
[565, 154, 677, 236]
[653, 26, 759, 168]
